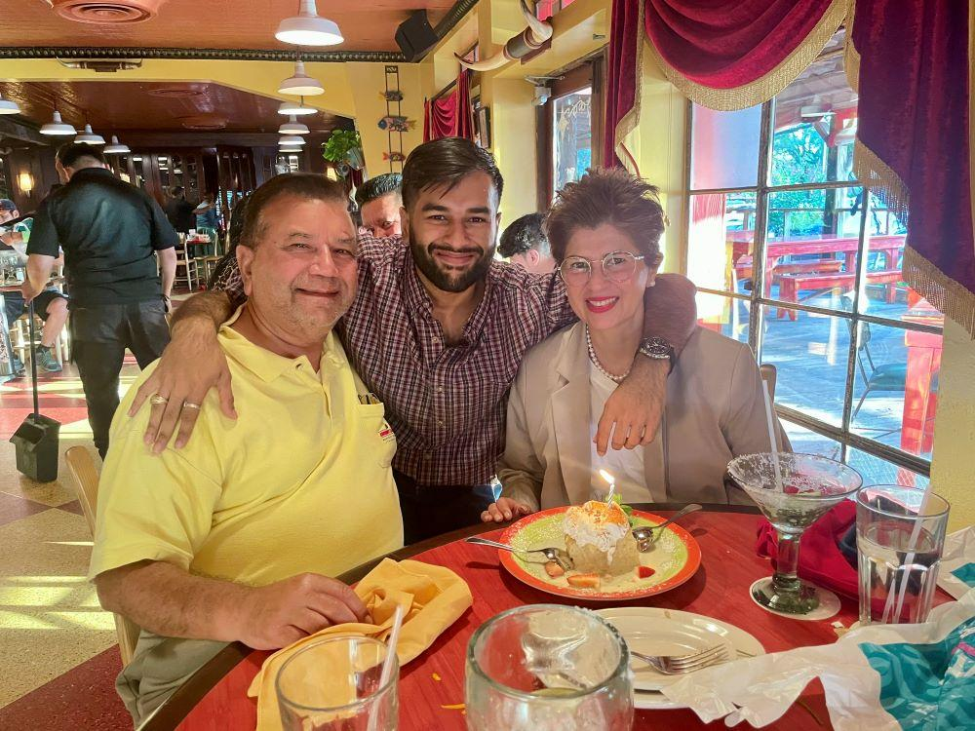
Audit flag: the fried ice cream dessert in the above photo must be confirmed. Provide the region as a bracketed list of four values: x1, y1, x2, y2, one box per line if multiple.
[563, 500, 639, 576]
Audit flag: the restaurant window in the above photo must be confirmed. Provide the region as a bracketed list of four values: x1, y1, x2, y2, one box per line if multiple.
[539, 56, 604, 207]
[685, 31, 942, 485]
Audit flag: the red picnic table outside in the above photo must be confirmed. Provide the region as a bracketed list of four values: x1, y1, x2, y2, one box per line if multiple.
[733, 235, 905, 280]
[140, 504, 915, 731]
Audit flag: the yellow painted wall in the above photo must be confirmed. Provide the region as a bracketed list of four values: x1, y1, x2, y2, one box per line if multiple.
[622, 53, 688, 274]
[480, 77, 538, 230]
[344, 63, 425, 177]
[0, 58, 427, 179]
[930, 319, 975, 531]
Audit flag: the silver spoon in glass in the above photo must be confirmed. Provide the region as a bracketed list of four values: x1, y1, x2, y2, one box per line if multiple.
[632, 503, 703, 551]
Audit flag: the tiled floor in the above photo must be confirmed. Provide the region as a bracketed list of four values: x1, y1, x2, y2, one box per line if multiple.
[0, 360, 138, 727]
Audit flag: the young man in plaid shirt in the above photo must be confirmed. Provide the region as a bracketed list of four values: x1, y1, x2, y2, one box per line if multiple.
[130, 138, 697, 543]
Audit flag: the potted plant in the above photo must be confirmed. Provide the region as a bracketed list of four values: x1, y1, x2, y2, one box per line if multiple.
[321, 130, 364, 176]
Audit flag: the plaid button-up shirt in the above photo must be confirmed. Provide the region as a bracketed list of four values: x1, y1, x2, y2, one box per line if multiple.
[213, 235, 573, 485]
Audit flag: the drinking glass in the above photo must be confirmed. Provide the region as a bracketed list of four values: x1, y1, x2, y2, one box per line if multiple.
[856, 485, 950, 625]
[728, 453, 862, 615]
[465, 604, 633, 731]
[276, 636, 398, 731]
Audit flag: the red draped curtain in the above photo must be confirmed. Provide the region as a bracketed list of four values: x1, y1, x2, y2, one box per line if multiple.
[605, 0, 975, 334]
[424, 71, 475, 143]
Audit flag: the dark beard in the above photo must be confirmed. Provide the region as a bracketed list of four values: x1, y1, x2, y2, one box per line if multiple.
[409, 227, 494, 293]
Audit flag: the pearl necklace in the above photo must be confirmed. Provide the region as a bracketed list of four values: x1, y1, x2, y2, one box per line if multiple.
[586, 326, 630, 383]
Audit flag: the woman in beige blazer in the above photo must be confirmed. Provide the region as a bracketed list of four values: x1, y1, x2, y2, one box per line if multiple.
[483, 169, 788, 522]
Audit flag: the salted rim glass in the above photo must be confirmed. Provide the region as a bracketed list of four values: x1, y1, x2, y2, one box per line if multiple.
[275, 635, 397, 715]
[558, 250, 646, 287]
[465, 604, 630, 701]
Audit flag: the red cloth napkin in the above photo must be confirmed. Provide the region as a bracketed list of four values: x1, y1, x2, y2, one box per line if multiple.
[756, 501, 859, 600]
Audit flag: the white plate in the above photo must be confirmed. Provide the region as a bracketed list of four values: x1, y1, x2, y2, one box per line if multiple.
[596, 607, 766, 709]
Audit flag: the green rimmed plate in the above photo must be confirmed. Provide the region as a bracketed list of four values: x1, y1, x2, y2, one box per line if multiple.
[497, 507, 702, 601]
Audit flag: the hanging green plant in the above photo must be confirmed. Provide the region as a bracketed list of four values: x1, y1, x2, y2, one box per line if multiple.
[321, 129, 364, 172]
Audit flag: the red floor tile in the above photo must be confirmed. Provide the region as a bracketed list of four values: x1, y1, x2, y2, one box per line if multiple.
[56, 500, 86, 517]
[0, 491, 50, 527]
[0, 646, 130, 731]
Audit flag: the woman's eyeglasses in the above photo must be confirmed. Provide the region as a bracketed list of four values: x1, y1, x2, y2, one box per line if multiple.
[557, 250, 646, 286]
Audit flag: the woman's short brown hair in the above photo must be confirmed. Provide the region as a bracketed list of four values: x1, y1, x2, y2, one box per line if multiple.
[546, 168, 665, 268]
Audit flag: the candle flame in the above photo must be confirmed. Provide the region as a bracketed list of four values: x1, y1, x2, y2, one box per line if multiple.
[598, 469, 615, 485]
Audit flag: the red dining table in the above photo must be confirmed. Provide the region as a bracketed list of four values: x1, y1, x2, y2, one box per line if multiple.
[145, 504, 874, 731]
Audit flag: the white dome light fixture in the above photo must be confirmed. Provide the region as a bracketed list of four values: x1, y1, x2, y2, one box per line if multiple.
[0, 92, 21, 115]
[75, 123, 106, 145]
[278, 60, 324, 96]
[276, 0, 343, 46]
[278, 114, 310, 135]
[279, 135, 306, 146]
[40, 110, 77, 136]
[278, 97, 318, 116]
[104, 135, 131, 154]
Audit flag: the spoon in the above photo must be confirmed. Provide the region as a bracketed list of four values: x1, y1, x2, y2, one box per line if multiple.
[632, 504, 702, 551]
[465, 536, 574, 570]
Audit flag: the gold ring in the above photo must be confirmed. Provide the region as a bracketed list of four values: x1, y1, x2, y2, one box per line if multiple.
[150, 395, 169, 406]
[182, 402, 202, 411]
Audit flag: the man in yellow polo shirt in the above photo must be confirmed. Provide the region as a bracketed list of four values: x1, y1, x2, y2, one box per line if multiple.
[89, 174, 404, 724]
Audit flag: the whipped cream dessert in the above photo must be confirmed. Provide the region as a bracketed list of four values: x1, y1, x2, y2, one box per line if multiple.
[563, 501, 639, 576]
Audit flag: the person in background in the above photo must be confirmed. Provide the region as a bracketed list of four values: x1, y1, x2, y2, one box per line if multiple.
[24, 144, 177, 458]
[194, 191, 220, 231]
[0, 198, 68, 374]
[91, 174, 401, 724]
[127, 138, 698, 545]
[483, 169, 789, 522]
[354, 172, 402, 239]
[207, 194, 250, 289]
[498, 212, 555, 274]
[164, 186, 195, 234]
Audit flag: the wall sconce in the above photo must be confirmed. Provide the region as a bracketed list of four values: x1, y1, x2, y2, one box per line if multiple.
[18, 171, 34, 197]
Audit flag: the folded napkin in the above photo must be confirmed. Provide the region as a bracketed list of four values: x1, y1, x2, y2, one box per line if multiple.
[662, 589, 975, 729]
[940, 527, 975, 600]
[756, 500, 859, 600]
[247, 558, 473, 730]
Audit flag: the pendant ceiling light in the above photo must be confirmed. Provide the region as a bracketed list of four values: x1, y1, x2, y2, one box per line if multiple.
[103, 135, 131, 154]
[278, 97, 317, 116]
[278, 60, 324, 96]
[278, 114, 310, 135]
[275, 0, 343, 46]
[75, 123, 106, 145]
[0, 92, 21, 115]
[40, 110, 77, 136]
[279, 135, 306, 146]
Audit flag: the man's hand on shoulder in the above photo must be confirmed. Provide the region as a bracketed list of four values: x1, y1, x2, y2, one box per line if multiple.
[229, 573, 369, 650]
[129, 315, 236, 453]
[595, 356, 668, 455]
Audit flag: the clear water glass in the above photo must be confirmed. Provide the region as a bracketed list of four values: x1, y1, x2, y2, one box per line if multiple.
[465, 604, 633, 731]
[276, 635, 398, 731]
[856, 485, 950, 625]
[727, 452, 863, 614]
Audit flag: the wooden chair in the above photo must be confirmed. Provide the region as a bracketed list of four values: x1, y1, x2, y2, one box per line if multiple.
[64, 446, 141, 666]
[759, 363, 777, 402]
[174, 238, 199, 292]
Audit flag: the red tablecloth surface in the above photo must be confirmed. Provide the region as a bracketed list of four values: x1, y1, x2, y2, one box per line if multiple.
[177, 511, 860, 730]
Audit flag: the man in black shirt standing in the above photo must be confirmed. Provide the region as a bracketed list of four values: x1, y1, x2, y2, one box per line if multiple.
[24, 145, 177, 458]
[163, 186, 196, 234]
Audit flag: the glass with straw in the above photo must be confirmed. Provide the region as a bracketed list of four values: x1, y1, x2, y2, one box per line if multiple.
[726, 382, 863, 615]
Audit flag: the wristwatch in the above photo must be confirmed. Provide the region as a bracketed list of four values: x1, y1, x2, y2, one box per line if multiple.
[638, 336, 676, 371]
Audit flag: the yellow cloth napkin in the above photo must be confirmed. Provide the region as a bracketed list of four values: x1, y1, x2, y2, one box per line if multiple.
[247, 558, 473, 729]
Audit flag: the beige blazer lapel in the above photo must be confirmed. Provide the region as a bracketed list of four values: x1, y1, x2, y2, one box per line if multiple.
[551, 324, 592, 506]
[642, 413, 668, 503]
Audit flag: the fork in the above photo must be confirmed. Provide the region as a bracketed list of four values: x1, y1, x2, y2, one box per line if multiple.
[629, 645, 730, 675]
[465, 536, 574, 571]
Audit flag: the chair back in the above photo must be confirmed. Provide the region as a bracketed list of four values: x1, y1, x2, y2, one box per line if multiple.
[64, 446, 141, 666]
[759, 363, 777, 402]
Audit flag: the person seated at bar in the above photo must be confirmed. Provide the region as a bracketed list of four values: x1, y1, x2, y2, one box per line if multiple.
[483, 169, 789, 521]
[354, 172, 403, 239]
[499, 212, 555, 274]
[90, 174, 403, 724]
[0, 198, 68, 374]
